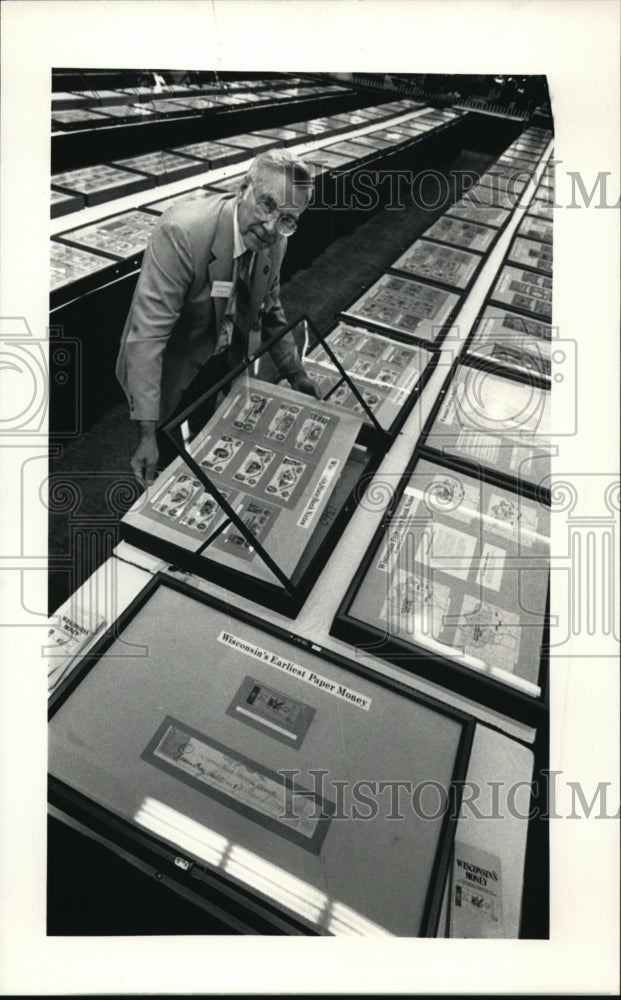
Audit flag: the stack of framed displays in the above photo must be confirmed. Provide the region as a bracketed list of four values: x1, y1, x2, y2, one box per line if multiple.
[49, 573, 475, 936]
[121, 373, 379, 616]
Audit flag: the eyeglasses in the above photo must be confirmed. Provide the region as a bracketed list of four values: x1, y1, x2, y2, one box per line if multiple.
[248, 178, 301, 237]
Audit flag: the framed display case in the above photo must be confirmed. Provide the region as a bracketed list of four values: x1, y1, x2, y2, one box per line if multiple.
[50, 240, 122, 308]
[53, 209, 159, 263]
[526, 199, 554, 222]
[51, 107, 108, 130]
[121, 361, 380, 616]
[110, 151, 209, 185]
[223, 133, 281, 155]
[489, 265, 552, 322]
[51, 188, 84, 218]
[49, 573, 475, 936]
[305, 149, 352, 171]
[52, 164, 154, 206]
[517, 215, 552, 245]
[422, 214, 498, 254]
[420, 359, 552, 498]
[141, 188, 208, 216]
[96, 103, 156, 122]
[476, 172, 529, 197]
[205, 176, 245, 195]
[507, 236, 553, 277]
[390, 239, 483, 292]
[341, 273, 461, 347]
[463, 305, 552, 382]
[331, 451, 550, 724]
[321, 140, 377, 165]
[252, 126, 305, 147]
[456, 184, 521, 212]
[297, 316, 436, 439]
[171, 141, 248, 168]
[446, 200, 512, 230]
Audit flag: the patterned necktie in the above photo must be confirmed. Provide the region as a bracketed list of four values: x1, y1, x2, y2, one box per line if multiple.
[227, 249, 254, 366]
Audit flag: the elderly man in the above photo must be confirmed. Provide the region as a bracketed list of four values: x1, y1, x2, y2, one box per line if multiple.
[116, 148, 318, 485]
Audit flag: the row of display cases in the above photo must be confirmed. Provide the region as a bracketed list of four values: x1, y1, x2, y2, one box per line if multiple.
[51, 77, 319, 110]
[52, 80, 351, 130]
[50, 99, 431, 217]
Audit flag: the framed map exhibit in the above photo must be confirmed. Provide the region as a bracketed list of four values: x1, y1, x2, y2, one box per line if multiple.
[299, 317, 435, 437]
[423, 214, 497, 253]
[53, 209, 159, 262]
[489, 265, 552, 322]
[390, 239, 482, 291]
[507, 236, 553, 276]
[49, 573, 475, 936]
[464, 305, 552, 381]
[421, 361, 551, 495]
[341, 273, 460, 345]
[121, 375, 374, 615]
[331, 454, 549, 723]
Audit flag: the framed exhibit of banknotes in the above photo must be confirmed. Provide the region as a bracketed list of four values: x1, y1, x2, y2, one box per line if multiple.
[420, 359, 552, 499]
[341, 272, 461, 346]
[120, 359, 378, 616]
[390, 238, 483, 292]
[48, 573, 475, 936]
[331, 452, 550, 724]
[489, 264, 552, 322]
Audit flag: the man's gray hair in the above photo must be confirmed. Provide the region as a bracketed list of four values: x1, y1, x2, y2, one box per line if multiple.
[247, 148, 313, 195]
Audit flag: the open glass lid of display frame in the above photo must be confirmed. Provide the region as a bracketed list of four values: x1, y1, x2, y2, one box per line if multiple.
[340, 272, 462, 347]
[121, 332, 383, 617]
[48, 573, 475, 937]
[331, 452, 550, 725]
[419, 359, 552, 502]
[280, 316, 437, 442]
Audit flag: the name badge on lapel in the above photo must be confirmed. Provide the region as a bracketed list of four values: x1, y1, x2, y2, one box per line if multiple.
[211, 280, 233, 298]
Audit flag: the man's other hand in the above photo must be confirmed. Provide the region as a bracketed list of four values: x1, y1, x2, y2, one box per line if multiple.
[131, 421, 159, 487]
[288, 372, 321, 398]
